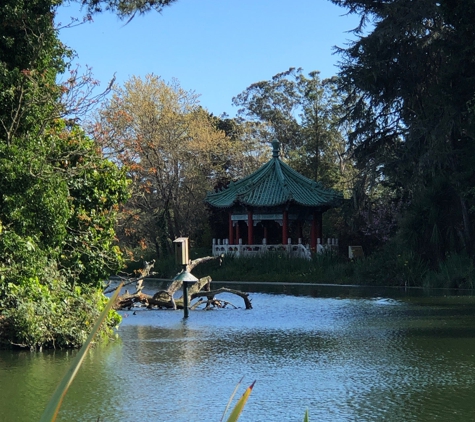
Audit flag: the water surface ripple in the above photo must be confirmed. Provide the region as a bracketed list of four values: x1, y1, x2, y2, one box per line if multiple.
[2, 286, 475, 421]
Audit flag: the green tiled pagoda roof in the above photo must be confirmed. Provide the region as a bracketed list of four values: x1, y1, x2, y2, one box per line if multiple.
[205, 140, 343, 209]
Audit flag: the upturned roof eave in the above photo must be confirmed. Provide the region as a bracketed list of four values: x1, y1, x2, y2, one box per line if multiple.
[204, 140, 344, 209]
[205, 195, 342, 209]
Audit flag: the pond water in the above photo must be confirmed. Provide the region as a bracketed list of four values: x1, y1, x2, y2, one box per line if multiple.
[2, 282, 475, 421]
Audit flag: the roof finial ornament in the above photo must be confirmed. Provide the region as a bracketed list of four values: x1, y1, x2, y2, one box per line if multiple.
[271, 139, 280, 158]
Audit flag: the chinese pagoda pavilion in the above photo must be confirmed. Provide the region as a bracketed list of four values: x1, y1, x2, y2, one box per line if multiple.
[205, 140, 343, 258]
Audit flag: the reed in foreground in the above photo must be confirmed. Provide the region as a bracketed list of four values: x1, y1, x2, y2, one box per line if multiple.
[39, 283, 123, 422]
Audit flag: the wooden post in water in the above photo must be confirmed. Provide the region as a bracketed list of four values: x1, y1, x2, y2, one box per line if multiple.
[183, 278, 189, 318]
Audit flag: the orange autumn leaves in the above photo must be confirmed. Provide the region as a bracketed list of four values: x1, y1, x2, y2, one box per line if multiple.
[92, 75, 249, 254]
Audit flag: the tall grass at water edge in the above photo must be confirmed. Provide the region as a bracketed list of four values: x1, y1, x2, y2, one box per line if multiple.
[193, 252, 345, 283]
[128, 246, 475, 289]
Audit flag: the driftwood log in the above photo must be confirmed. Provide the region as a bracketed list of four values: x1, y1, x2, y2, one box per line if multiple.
[107, 256, 252, 311]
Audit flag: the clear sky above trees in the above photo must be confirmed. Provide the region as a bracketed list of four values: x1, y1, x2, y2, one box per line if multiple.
[56, 0, 361, 117]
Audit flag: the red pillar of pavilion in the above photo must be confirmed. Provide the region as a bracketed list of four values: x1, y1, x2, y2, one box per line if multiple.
[247, 211, 253, 245]
[311, 211, 317, 251]
[282, 210, 289, 244]
[228, 211, 234, 245]
[235, 221, 240, 244]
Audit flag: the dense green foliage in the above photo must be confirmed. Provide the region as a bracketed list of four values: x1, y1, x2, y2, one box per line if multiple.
[0, 0, 129, 349]
[332, 0, 475, 268]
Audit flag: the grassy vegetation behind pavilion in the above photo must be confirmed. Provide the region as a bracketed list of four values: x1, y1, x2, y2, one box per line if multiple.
[129, 241, 475, 291]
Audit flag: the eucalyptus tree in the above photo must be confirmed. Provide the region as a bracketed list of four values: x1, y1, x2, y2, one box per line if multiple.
[233, 68, 303, 156]
[332, 0, 475, 264]
[211, 114, 269, 180]
[232, 67, 354, 194]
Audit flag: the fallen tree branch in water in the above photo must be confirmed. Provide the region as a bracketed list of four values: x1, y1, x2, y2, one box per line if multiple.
[112, 255, 251, 311]
[104, 259, 156, 295]
[114, 277, 252, 311]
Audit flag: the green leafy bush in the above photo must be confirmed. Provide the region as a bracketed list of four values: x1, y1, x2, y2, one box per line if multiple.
[0, 276, 119, 350]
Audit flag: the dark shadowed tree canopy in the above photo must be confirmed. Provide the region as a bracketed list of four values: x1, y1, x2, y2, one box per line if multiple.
[332, 0, 475, 264]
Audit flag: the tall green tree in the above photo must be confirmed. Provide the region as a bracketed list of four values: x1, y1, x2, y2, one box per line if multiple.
[0, 0, 130, 349]
[332, 0, 475, 264]
[211, 114, 269, 179]
[232, 68, 353, 193]
[233, 68, 303, 155]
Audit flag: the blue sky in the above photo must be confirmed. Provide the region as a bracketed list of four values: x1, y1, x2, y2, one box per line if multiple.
[56, 0, 361, 117]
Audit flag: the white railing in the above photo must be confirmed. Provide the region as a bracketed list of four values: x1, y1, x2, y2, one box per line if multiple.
[212, 238, 339, 260]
